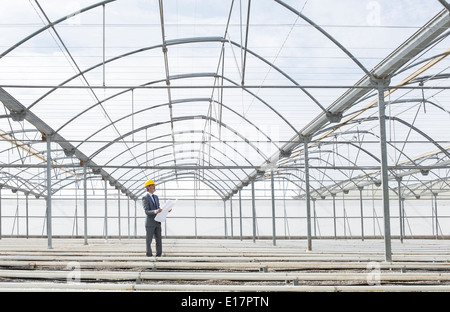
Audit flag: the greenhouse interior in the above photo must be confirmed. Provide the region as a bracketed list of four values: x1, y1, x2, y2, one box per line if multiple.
[0, 0, 449, 274]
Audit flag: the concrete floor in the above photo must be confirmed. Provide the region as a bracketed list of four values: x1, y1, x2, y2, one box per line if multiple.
[0, 237, 449, 291]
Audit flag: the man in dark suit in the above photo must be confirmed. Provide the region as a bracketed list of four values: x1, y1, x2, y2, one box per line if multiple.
[142, 179, 163, 257]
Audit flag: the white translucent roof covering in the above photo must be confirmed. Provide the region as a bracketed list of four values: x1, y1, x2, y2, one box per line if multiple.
[0, 0, 449, 201]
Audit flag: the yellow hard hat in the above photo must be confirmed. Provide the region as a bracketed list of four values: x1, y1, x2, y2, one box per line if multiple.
[144, 179, 155, 188]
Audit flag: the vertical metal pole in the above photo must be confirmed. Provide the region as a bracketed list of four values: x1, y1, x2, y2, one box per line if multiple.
[271, 170, 276, 246]
[402, 198, 406, 239]
[194, 196, 197, 239]
[230, 197, 234, 239]
[25, 192, 29, 239]
[332, 193, 336, 239]
[163, 183, 167, 237]
[375, 78, 392, 262]
[396, 177, 403, 243]
[102, 4, 106, 87]
[164, 210, 167, 238]
[434, 193, 439, 239]
[46, 136, 52, 249]
[83, 162, 88, 245]
[251, 180, 256, 243]
[104, 179, 108, 241]
[194, 197, 197, 238]
[117, 189, 121, 240]
[312, 198, 317, 237]
[223, 200, 227, 238]
[343, 193, 347, 237]
[303, 137, 312, 251]
[239, 190, 243, 241]
[127, 196, 130, 239]
[134, 200, 137, 238]
[14, 193, 19, 237]
[359, 186, 364, 241]
[431, 196, 435, 237]
[74, 188, 78, 237]
[194, 179, 197, 238]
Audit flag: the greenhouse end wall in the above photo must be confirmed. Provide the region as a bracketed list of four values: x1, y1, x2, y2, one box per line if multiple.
[0, 197, 448, 239]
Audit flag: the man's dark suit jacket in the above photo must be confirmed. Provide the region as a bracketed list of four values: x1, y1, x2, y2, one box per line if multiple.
[143, 193, 160, 227]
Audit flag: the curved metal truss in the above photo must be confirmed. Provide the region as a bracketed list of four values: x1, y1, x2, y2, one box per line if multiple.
[0, 0, 449, 258]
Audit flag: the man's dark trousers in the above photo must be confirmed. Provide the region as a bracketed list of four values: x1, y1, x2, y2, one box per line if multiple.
[146, 222, 162, 257]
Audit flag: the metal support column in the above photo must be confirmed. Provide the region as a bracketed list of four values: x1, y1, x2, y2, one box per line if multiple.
[194, 180, 197, 238]
[223, 200, 227, 238]
[239, 190, 243, 241]
[251, 180, 256, 243]
[401, 198, 406, 239]
[25, 192, 29, 239]
[104, 179, 108, 241]
[127, 196, 130, 239]
[46, 135, 53, 249]
[83, 162, 88, 245]
[117, 189, 121, 240]
[271, 170, 276, 246]
[433, 193, 439, 239]
[134, 200, 137, 238]
[194, 188, 197, 238]
[359, 186, 364, 241]
[332, 193, 337, 239]
[374, 77, 392, 262]
[303, 137, 312, 251]
[312, 198, 317, 237]
[396, 177, 403, 243]
[230, 197, 234, 239]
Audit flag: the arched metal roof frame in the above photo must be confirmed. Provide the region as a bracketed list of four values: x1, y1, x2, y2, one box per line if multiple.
[0, 105, 268, 199]
[74, 97, 279, 157]
[0, 135, 84, 195]
[320, 115, 450, 159]
[302, 78, 449, 154]
[0, 4, 315, 200]
[88, 114, 270, 163]
[26, 44, 301, 136]
[227, 7, 450, 199]
[101, 128, 255, 196]
[274, 167, 339, 199]
[103, 129, 254, 172]
[0, 1, 448, 205]
[145, 159, 235, 196]
[0, 0, 117, 59]
[119, 147, 246, 195]
[331, 44, 450, 126]
[85, 66, 445, 200]
[5, 139, 377, 202]
[302, 146, 450, 201]
[13, 110, 433, 191]
[274, 0, 373, 79]
[145, 170, 228, 199]
[81, 97, 275, 177]
[116, 144, 245, 182]
[0, 87, 136, 198]
[275, 149, 373, 198]
[272, 85, 450, 199]
[4, 31, 311, 198]
[0, 170, 45, 198]
[47, 164, 233, 200]
[78, 113, 272, 197]
[312, 120, 431, 169]
[254, 139, 381, 199]
[389, 33, 450, 78]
